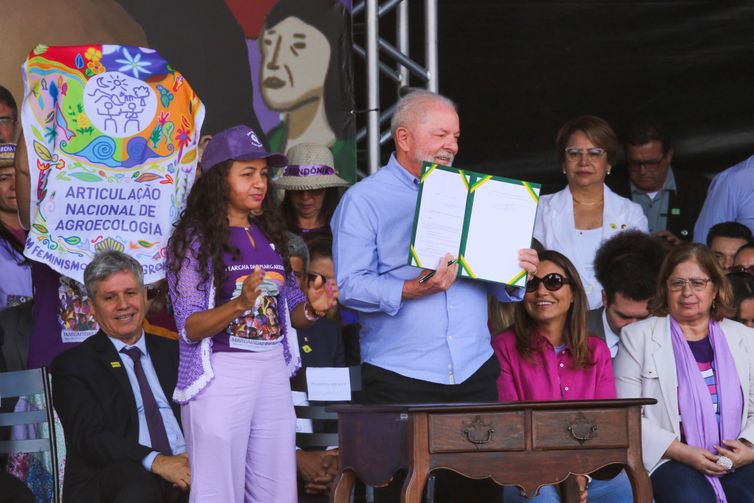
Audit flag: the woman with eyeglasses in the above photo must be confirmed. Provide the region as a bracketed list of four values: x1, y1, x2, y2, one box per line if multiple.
[166, 125, 338, 502]
[615, 243, 754, 503]
[534, 116, 648, 310]
[274, 143, 349, 241]
[493, 250, 632, 503]
[727, 271, 754, 328]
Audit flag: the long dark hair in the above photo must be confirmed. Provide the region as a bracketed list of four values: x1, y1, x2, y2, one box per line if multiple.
[513, 250, 593, 368]
[281, 187, 340, 232]
[167, 160, 290, 303]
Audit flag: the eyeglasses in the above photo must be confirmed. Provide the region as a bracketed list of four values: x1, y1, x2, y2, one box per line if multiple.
[526, 273, 570, 293]
[564, 147, 606, 162]
[729, 265, 754, 275]
[0, 117, 16, 127]
[667, 277, 712, 291]
[627, 152, 667, 170]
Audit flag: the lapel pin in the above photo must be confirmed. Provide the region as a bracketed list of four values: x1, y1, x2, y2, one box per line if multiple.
[110, 361, 122, 368]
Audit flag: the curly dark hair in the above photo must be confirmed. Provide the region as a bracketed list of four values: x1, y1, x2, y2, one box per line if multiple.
[167, 160, 291, 303]
[593, 230, 667, 304]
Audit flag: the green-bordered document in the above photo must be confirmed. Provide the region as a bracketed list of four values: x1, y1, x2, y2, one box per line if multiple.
[408, 162, 541, 288]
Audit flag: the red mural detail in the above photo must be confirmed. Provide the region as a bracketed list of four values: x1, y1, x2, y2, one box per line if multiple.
[223, 0, 279, 39]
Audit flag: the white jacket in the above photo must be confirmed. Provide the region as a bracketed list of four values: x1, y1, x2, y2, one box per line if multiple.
[533, 184, 648, 308]
[614, 316, 754, 473]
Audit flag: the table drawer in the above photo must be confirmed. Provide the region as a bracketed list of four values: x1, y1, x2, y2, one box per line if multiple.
[428, 412, 525, 453]
[532, 409, 628, 450]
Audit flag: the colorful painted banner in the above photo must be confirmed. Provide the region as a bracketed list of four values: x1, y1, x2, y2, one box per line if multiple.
[21, 44, 205, 284]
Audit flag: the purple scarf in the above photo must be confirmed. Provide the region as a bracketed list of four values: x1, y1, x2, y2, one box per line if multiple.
[670, 317, 744, 503]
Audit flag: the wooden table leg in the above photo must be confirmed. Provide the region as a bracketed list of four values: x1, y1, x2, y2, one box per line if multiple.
[331, 469, 356, 503]
[626, 408, 653, 503]
[402, 412, 429, 503]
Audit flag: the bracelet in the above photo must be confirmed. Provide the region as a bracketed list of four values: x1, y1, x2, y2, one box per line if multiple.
[304, 302, 323, 321]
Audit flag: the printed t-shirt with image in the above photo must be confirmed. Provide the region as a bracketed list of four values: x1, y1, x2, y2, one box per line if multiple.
[212, 226, 287, 353]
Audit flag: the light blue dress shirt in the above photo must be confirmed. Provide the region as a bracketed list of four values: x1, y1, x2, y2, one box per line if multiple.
[694, 155, 754, 243]
[331, 154, 523, 385]
[108, 333, 185, 470]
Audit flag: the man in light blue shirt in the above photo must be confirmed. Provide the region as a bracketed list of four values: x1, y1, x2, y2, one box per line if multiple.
[331, 90, 538, 405]
[694, 154, 754, 244]
[52, 251, 189, 502]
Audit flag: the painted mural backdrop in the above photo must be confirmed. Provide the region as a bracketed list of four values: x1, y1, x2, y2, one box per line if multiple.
[21, 44, 205, 283]
[226, 0, 356, 183]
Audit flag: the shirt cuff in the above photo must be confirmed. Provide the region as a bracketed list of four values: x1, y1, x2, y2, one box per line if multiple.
[143, 451, 159, 472]
[382, 276, 405, 315]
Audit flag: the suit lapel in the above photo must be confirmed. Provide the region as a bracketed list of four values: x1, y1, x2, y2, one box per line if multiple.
[652, 317, 681, 430]
[722, 320, 751, 427]
[91, 331, 139, 428]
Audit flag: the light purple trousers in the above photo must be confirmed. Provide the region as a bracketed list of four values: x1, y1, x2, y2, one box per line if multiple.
[182, 347, 297, 503]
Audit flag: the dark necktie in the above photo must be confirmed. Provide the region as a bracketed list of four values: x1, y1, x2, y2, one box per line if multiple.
[120, 346, 172, 455]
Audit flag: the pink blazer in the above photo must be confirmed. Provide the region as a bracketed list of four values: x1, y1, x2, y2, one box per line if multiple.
[492, 329, 616, 402]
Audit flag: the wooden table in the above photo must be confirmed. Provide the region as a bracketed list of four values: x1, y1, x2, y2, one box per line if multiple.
[329, 399, 655, 503]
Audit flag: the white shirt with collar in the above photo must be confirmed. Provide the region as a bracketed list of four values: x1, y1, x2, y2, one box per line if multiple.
[601, 309, 620, 359]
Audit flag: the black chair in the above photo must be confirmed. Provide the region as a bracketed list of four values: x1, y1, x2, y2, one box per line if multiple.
[0, 367, 60, 502]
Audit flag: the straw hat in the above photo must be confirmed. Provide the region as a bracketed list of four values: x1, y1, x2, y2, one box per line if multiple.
[0, 143, 16, 168]
[272, 143, 349, 191]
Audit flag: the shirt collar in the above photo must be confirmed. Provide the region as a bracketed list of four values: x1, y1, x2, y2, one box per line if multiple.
[108, 330, 147, 355]
[385, 153, 420, 189]
[630, 166, 676, 195]
[601, 309, 620, 354]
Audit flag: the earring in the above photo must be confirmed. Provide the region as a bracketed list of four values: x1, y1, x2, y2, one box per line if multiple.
[712, 297, 717, 311]
[607, 169, 611, 175]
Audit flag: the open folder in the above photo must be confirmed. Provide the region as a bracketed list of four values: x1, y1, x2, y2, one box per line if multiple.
[408, 162, 541, 288]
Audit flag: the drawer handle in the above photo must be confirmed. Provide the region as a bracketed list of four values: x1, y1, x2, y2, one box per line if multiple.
[567, 413, 597, 444]
[462, 415, 495, 448]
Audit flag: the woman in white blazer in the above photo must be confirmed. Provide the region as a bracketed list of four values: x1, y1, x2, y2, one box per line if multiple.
[615, 244, 754, 503]
[534, 116, 648, 309]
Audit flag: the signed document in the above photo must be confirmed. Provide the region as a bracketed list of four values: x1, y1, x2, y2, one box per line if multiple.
[408, 162, 540, 288]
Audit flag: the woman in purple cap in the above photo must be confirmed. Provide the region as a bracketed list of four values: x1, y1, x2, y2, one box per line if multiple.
[166, 125, 338, 502]
[274, 142, 350, 241]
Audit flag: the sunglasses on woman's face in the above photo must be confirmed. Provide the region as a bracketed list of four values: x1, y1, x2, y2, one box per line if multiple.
[525, 273, 570, 293]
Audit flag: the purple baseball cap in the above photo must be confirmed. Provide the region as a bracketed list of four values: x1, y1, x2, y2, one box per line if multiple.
[200, 125, 287, 171]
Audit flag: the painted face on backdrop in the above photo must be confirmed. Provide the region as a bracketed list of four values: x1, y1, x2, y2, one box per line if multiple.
[563, 130, 609, 190]
[260, 16, 330, 112]
[226, 159, 269, 216]
[625, 140, 672, 193]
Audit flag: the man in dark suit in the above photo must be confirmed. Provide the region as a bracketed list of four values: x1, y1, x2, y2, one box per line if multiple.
[52, 250, 189, 503]
[589, 231, 667, 358]
[608, 117, 709, 245]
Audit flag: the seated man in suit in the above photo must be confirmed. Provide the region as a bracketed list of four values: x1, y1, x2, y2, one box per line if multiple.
[51, 250, 189, 503]
[589, 231, 667, 358]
